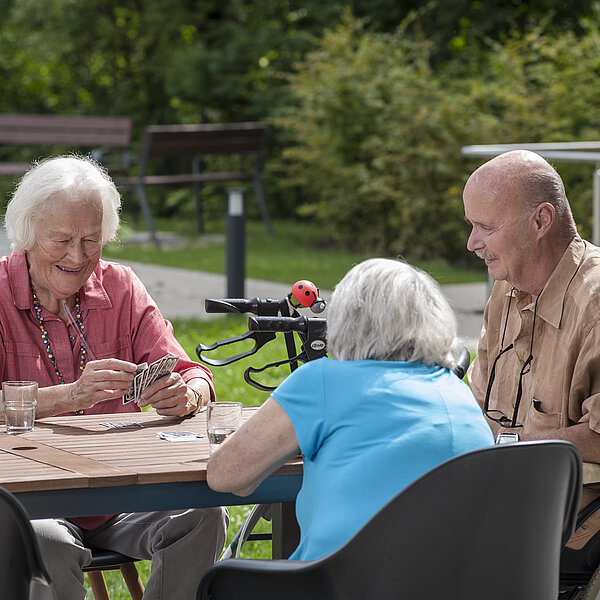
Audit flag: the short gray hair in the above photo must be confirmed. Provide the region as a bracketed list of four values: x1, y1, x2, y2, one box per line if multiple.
[327, 258, 460, 369]
[4, 155, 121, 253]
[471, 149, 576, 238]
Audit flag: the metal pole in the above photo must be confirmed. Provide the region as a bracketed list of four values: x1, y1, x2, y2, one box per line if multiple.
[226, 188, 246, 298]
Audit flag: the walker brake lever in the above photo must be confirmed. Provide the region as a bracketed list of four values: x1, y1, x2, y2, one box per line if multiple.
[196, 330, 277, 367]
[243, 353, 308, 392]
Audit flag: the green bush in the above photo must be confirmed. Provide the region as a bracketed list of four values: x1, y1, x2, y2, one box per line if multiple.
[277, 13, 600, 261]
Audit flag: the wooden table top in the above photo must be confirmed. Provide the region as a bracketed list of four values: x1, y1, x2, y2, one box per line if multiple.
[0, 407, 302, 494]
[2, 409, 596, 503]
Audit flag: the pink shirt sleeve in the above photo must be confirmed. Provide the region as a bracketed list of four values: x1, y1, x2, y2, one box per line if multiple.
[118, 263, 215, 399]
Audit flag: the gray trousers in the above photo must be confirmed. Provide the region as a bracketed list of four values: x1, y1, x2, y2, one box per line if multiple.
[30, 507, 228, 600]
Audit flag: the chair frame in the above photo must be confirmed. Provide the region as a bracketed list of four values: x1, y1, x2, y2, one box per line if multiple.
[83, 548, 144, 600]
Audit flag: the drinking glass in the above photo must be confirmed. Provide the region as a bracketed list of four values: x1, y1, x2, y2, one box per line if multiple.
[2, 381, 38, 434]
[206, 401, 243, 456]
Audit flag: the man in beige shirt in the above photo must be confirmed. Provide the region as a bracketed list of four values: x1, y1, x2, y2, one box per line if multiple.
[464, 149, 600, 550]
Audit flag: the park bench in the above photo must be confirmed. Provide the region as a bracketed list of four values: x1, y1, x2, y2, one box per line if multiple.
[0, 113, 132, 177]
[114, 122, 273, 247]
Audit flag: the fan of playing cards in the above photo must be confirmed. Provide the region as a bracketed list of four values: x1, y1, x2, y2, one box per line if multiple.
[123, 354, 179, 405]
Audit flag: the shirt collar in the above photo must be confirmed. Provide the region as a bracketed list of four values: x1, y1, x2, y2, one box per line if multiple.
[515, 236, 585, 329]
[9, 251, 113, 312]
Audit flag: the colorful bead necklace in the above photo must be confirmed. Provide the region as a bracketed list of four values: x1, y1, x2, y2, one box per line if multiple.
[32, 288, 89, 384]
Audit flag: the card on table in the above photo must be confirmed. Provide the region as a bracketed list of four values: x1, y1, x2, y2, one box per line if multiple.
[157, 431, 203, 442]
[122, 355, 179, 405]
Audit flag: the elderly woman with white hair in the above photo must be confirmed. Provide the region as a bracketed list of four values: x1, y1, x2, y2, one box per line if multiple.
[0, 155, 227, 599]
[208, 257, 493, 560]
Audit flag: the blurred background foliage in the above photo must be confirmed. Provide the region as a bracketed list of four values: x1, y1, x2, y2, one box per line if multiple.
[1, 0, 600, 265]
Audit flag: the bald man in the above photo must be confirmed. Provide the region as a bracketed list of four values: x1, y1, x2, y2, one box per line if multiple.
[464, 149, 600, 550]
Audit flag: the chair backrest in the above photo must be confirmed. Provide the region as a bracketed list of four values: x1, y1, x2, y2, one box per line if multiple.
[198, 441, 581, 600]
[0, 486, 51, 599]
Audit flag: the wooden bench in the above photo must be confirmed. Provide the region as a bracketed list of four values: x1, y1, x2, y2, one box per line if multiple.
[0, 113, 132, 176]
[115, 122, 273, 246]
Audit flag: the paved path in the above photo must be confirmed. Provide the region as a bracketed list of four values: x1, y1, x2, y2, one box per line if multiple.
[0, 231, 486, 350]
[116, 261, 486, 350]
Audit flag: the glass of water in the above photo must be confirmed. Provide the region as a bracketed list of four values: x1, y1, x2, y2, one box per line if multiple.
[2, 381, 38, 434]
[206, 401, 243, 456]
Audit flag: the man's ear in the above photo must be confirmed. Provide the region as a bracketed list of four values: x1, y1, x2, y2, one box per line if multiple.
[534, 202, 555, 238]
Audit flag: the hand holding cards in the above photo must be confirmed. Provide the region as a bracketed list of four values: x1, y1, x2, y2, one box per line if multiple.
[123, 354, 179, 405]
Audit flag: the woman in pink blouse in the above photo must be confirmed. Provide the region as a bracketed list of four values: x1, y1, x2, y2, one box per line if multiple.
[2, 155, 227, 600]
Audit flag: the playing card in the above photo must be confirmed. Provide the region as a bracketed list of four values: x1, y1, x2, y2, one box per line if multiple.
[148, 355, 178, 388]
[122, 362, 148, 404]
[155, 355, 179, 381]
[157, 431, 202, 442]
[122, 356, 179, 405]
[145, 358, 163, 387]
[100, 422, 143, 429]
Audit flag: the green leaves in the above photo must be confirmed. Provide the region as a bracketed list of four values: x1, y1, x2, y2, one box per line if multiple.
[278, 12, 600, 261]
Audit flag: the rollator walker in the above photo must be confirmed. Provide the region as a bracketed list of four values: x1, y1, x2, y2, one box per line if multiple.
[196, 279, 470, 560]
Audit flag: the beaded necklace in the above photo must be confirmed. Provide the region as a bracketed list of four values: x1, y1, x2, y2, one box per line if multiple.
[31, 288, 89, 384]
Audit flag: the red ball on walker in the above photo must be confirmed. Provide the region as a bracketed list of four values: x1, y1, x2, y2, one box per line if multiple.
[291, 280, 319, 307]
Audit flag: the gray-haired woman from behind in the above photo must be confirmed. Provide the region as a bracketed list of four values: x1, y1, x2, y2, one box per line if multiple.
[207, 257, 494, 561]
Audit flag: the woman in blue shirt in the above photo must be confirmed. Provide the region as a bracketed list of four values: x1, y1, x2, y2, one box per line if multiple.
[207, 258, 493, 560]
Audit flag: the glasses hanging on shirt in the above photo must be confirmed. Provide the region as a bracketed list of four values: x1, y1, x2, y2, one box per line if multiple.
[483, 289, 540, 429]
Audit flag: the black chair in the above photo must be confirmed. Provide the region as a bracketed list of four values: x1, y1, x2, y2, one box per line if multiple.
[83, 548, 145, 600]
[198, 441, 581, 600]
[0, 486, 51, 600]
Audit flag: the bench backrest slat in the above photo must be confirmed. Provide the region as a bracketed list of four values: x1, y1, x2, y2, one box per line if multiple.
[142, 123, 268, 158]
[0, 114, 132, 147]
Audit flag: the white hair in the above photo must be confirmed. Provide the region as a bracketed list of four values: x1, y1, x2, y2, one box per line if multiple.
[327, 258, 460, 369]
[4, 155, 121, 253]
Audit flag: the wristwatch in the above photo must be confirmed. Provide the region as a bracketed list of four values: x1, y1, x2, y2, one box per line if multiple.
[496, 432, 520, 445]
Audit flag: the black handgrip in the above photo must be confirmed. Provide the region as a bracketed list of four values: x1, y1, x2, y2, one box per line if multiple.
[249, 315, 319, 334]
[453, 345, 471, 379]
[205, 297, 285, 316]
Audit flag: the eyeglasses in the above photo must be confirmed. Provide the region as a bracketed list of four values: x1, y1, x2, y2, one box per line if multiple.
[483, 290, 539, 429]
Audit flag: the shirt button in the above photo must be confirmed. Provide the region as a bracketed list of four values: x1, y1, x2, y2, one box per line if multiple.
[69, 335, 75, 341]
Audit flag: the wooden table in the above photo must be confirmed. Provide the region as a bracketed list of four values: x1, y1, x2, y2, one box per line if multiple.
[0, 408, 303, 558]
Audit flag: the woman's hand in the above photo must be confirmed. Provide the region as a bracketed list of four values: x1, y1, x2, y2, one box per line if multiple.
[68, 359, 137, 411]
[137, 373, 211, 417]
